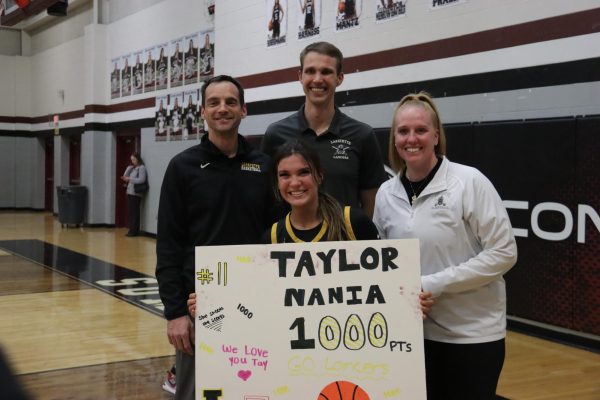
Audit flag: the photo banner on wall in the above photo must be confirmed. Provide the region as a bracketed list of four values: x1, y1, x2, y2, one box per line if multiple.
[170, 38, 184, 88]
[155, 94, 168, 142]
[183, 89, 200, 141]
[168, 92, 184, 141]
[155, 43, 169, 91]
[110, 58, 120, 99]
[184, 32, 200, 86]
[199, 30, 215, 82]
[336, 0, 362, 32]
[297, 0, 321, 40]
[132, 51, 144, 95]
[376, 0, 406, 23]
[120, 54, 132, 97]
[143, 46, 156, 93]
[195, 239, 427, 399]
[266, 0, 287, 48]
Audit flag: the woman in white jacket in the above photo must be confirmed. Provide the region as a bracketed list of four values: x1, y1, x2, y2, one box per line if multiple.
[373, 92, 517, 399]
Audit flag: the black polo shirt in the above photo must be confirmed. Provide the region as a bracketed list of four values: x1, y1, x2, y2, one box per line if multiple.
[156, 134, 275, 320]
[262, 105, 387, 208]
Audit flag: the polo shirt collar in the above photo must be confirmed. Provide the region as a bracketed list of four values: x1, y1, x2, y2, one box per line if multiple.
[298, 104, 342, 137]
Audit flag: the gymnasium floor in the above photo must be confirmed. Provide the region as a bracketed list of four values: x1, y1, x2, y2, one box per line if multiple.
[0, 211, 598, 399]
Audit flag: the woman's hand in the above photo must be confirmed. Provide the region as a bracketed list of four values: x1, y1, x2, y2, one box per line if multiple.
[419, 291, 434, 319]
[188, 292, 197, 317]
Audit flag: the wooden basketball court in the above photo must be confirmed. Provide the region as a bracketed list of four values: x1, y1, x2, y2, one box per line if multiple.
[0, 211, 598, 399]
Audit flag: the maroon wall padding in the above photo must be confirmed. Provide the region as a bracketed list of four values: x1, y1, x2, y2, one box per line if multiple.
[574, 117, 600, 334]
[442, 117, 599, 336]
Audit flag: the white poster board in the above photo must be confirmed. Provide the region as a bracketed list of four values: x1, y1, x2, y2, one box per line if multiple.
[195, 239, 426, 400]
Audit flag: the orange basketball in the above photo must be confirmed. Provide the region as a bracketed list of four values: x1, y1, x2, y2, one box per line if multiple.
[338, 1, 345, 13]
[318, 380, 370, 400]
[268, 19, 273, 31]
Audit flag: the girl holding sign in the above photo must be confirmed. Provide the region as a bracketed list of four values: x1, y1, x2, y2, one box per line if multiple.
[373, 92, 517, 399]
[263, 140, 378, 243]
[187, 140, 434, 357]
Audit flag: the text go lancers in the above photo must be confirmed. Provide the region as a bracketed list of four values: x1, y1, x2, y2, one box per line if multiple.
[270, 247, 399, 307]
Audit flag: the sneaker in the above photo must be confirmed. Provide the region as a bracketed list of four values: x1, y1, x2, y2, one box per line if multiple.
[161, 369, 176, 395]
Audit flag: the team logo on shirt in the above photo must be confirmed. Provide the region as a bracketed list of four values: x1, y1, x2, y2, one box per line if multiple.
[241, 162, 262, 172]
[432, 195, 448, 209]
[331, 139, 352, 160]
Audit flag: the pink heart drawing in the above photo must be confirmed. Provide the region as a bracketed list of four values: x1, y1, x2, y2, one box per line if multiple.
[237, 370, 252, 381]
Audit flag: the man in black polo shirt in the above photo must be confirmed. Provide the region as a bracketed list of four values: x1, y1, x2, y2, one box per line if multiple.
[156, 75, 274, 400]
[261, 41, 386, 217]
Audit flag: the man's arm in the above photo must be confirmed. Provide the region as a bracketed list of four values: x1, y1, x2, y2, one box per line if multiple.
[156, 157, 189, 320]
[358, 129, 388, 218]
[156, 157, 197, 354]
[359, 188, 377, 219]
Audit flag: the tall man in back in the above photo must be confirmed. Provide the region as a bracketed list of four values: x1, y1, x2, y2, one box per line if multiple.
[156, 75, 274, 400]
[261, 41, 387, 217]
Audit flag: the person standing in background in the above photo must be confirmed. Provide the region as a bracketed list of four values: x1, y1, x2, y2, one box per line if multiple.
[120, 152, 147, 237]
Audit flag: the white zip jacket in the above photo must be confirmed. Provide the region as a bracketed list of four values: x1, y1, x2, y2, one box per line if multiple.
[374, 157, 517, 344]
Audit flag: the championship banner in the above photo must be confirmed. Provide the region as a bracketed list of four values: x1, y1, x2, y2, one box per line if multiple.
[195, 239, 426, 399]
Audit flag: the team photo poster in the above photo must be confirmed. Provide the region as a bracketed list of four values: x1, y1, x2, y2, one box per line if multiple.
[195, 239, 427, 399]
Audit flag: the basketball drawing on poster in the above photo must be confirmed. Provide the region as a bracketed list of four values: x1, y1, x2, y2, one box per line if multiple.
[170, 38, 184, 88]
[199, 31, 215, 82]
[155, 95, 168, 142]
[183, 90, 200, 141]
[155, 43, 169, 91]
[266, 0, 287, 48]
[143, 46, 156, 93]
[376, 0, 406, 22]
[120, 54, 132, 97]
[297, 0, 320, 40]
[169, 92, 184, 141]
[336, 0, 362, 31]
[132, 51, 144, 95]
[110, 58, 120, 99]
[194, 239, 427, 399]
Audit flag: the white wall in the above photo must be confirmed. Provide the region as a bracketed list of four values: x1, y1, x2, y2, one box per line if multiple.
[139, 127, 199, 234]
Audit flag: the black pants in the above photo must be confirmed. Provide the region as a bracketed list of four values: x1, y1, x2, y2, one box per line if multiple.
[425, 338, 505, 400]
[127, 194, 141, 235]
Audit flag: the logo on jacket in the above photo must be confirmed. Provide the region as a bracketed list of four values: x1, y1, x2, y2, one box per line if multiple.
[432, 195, 448, 209]
[241, 162, 261, 172]
[331, 139, 352, 160]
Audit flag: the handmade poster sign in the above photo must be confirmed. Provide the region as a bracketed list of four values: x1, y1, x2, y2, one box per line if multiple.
[195, 239, 426, 399]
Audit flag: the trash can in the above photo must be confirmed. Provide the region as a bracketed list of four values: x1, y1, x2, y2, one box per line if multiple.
[56, 186, 87, 227]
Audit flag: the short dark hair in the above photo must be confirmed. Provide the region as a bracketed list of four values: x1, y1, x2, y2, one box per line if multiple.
[200, 75, 245, 107]
[299, 41, 344, 75]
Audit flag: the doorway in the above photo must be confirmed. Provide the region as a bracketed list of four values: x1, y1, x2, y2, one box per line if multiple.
[115, 131, 140, 227]
[44, 137, 54, 212]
